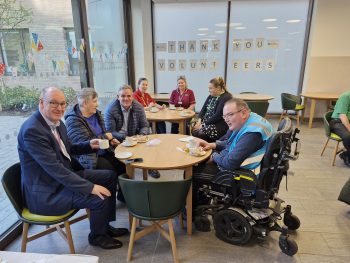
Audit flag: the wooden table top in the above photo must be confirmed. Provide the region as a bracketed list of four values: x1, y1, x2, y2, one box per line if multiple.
[115, 134, 211, 170]
[300, 92, 340, 100]
[234, 93, 274, 101]
[145, 108, 195, 121]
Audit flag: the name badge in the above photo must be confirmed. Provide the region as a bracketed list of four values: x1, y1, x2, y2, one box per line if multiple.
[178, 101, 182, 105]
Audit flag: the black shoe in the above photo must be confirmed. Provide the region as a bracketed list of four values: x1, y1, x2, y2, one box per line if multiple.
[107, 225, 129, 237]
[88, 234, 122, 249]
[148, 169, 160, 179]
[339, 152, 350, 167]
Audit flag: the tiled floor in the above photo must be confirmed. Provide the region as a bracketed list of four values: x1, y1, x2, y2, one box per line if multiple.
[5, 118, 350, 262]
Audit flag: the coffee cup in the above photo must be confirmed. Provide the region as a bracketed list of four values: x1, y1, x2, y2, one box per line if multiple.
[125, 137, 133, 145]
[99, 139, 109, 149]
[169, 104, 176, 110]
[188, 138, 196, 148]
[151, 106, 157, 112]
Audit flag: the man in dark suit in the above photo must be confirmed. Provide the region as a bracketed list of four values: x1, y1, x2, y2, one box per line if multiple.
[18, 87, 127, 249]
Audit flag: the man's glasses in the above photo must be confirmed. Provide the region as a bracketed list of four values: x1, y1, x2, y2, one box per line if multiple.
[42, 99, 68, 109]
[222, 109, 243, 119]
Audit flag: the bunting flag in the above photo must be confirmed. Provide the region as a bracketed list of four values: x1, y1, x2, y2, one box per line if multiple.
[31, 33, 38, 46]
[37, 41, 44, 51]
[58, 60, 65, 71]
[31, 39, 37, 51]
[0, 63, 5, 76]
[80, 39, 85, 53]
[52, 60, 57, 72]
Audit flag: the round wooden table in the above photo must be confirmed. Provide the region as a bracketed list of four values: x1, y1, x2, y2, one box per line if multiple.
[115, 134, 212, 235]
[146, 108, 195, 134]
[234, 93, 274, 101]
[300, 92, 340, 128]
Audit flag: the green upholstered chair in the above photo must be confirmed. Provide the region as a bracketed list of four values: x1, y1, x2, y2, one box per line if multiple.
[246, 101, 269, 117]
[1, 163, 88, 253]
[320, 111, 343, 166]
[119, 174, 192, 263]
[239, 91, 257, 94]
[280, 93, 305, 127]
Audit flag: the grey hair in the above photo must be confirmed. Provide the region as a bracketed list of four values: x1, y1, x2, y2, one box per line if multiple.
[118, 84, 133, 94]
[225, 98, 250, 111]
[76, 88, 98, 107]
[40, 87, 63, 99]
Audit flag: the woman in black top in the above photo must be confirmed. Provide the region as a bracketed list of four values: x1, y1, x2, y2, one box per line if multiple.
[192, 77, 232, 142]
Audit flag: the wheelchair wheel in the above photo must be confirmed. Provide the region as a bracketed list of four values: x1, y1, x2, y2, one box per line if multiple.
[279, 237, 298, 256]
[194, 216, 211, 232]
[283, 214, 300, 231]
[213, 209, 252, 245]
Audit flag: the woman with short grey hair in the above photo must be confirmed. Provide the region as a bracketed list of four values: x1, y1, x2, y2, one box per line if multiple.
[65, 87, 126, 202]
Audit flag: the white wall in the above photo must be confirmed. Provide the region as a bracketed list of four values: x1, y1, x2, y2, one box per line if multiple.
[303, 0, 350, 117]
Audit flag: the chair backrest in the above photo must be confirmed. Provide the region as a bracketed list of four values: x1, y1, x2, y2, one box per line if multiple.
[323, 111, 333, 137]
[258, 117, 295, 193]
[1, 162, 23, 215]
[246, 101, 269, 117]
[281, 93, 301, 110]
[119, 175, 192, 220]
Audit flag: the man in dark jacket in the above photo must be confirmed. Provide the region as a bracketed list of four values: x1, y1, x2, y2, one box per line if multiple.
[18, 87, 127, 249]
[104, 85, 160, 178]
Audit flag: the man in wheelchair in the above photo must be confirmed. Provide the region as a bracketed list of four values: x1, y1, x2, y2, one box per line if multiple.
[193, 98, 301, 256]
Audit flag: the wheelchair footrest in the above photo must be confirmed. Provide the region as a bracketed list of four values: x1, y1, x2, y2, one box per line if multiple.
[247, 208, 272, 221]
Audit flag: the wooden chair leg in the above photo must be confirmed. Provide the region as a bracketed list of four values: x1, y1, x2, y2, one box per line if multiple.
[321, 138, 330, 156]
[168, 219, 179, 263]
[85, 208, 91, 219]
[296, 112, 300, 128]
[64, 221, 75, 254]
[127, 217, 138, 262]
[279, 111, 285, 121]
[332, 141, 340, 166]
[21, 222, 29, 252]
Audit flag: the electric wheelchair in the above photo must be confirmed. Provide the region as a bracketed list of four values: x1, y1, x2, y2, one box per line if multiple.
[194, 117, 301, 256]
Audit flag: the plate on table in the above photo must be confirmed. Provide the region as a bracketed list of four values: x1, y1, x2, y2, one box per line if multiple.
[189, 150, 206, 157]
[178, 136, 194, 142]
[133, 135, 149, 143]
[176, 107, 184, 111]
[150, 108, 160, 113]
[169, 107, 176, 110]
[180, 112, 191, 117]
[115, 151, 133, 159]
[121, 141, 137, 147]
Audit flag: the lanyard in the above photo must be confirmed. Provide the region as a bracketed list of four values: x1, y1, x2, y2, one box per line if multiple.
[178, 89, 187, 104]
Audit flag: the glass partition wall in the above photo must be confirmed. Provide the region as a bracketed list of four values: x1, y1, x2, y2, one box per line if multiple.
[153, 0, 312, 113]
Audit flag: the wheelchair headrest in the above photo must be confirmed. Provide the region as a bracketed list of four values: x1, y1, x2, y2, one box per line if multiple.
[277, 117, 293, 134]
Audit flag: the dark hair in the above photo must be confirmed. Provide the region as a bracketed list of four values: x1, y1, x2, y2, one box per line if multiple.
[210, 76, 227, 93]
[138, 77, 148, 86]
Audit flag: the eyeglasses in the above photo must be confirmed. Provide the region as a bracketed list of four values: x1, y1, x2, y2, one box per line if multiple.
[222, 109, 243, 119]
[43, 99, 68, 108]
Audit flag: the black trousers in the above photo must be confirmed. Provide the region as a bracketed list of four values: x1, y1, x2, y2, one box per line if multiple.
[192, 162, 220, 208]
[330, 119, 350, 156]
[96, 153, 126, 176]
[72, 169, 116, 237]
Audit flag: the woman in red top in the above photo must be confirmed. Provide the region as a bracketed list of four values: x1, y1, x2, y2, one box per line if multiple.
[169, 75, 196, 134]
[133, 77, 166, 133]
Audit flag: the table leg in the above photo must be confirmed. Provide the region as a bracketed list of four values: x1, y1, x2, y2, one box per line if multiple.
[179, 121, 185, 135]
[143, 169, 148, 180]
[126, 165, 135, 179]
[301, 97, 308, 122]
[308, 99, 316, 128]
[184, 166, 192, 235]
[152, 122, 156, 134]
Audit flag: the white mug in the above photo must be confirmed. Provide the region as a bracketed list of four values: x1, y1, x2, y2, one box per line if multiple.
[125, 137, 133, 145]
[99, 139, 109, 149]
[188, 138, 196, 148]
[169, 104, 176, 109]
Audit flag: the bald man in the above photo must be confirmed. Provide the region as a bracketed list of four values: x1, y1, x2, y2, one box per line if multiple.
[18, 87, 127, 249]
